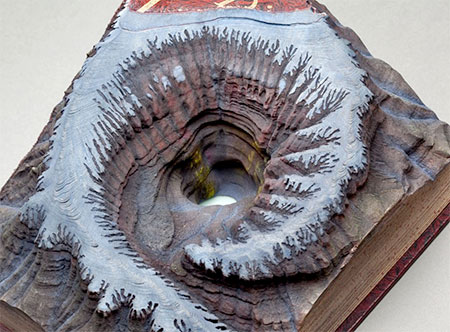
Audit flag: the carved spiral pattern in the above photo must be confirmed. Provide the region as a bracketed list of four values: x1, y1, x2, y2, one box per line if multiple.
[16, 6, 372, 330]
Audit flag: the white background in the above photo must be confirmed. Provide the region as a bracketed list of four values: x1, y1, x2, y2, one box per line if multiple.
[0, 0, 449, 331]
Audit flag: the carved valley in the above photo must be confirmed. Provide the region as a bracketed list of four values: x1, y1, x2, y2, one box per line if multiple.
[0, 1, 448, 331]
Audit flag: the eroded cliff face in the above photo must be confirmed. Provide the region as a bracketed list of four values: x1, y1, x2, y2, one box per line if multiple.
[0, 1, 449, 331]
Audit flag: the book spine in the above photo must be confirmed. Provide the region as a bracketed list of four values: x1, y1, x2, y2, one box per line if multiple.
[338, 203, 450, 332]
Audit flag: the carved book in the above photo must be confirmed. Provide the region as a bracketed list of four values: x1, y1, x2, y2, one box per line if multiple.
[0, 0, 449, 331]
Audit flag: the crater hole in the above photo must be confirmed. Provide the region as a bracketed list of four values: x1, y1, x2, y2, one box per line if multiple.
[173, 122, 268, 208]
[196, 160, 257, 206]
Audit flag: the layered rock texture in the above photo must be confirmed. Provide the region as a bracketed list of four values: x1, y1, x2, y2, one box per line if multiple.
[0, 0, 449, 331]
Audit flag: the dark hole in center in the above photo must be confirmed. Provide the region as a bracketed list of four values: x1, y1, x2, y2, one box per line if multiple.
[185, 159, 259, 205]
[200, 160, 258, 204]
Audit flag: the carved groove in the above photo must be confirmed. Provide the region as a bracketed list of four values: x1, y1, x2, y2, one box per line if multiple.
[3, 3, 446, 331]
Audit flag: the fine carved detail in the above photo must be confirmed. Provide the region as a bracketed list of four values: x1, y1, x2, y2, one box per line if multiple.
[1, 1, 449, 331]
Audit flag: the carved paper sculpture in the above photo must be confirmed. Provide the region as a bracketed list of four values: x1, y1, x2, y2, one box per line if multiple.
[0, 0, 449, 331]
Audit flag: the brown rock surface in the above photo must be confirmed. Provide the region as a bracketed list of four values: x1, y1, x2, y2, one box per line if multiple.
[0, 1, 449, 331]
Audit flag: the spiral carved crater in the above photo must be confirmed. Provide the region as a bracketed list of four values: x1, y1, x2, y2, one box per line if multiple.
[12, 7, 375, 330]
[112, 25, 373, 283]
[1, 1, 449, 330]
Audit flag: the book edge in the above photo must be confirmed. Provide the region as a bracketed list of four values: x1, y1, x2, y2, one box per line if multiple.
[337, 203, 450, 332]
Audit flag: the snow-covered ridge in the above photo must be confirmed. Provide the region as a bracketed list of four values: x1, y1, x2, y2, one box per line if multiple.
[18, 5, 372, 328]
